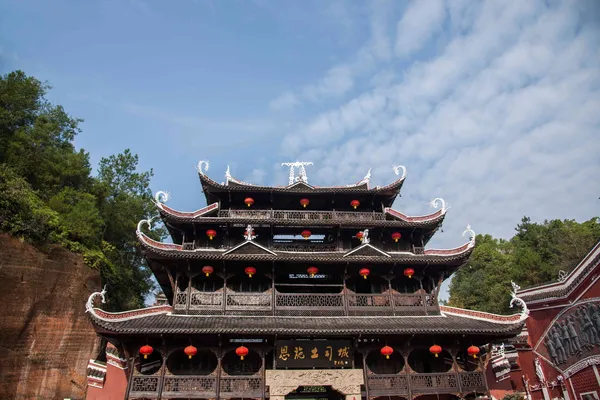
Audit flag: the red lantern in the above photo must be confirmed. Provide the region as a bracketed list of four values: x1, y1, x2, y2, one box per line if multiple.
[350, 199, 360, 209]
[356, 231, 364, 241]
[467, 345, 480, 359]
[245, 266, 256, 278]
[307, 266, 319, 277]
[236, 345, 249, 360]
[430, 344, 442, 358]
[381, 345, 394, 359]
[300, 198, 310, 208]
[359, 268, 370, 280]
[184, 345, 198, 359]
[206, 229, 217, 240]
[301, 230, 311, 240]
[391, 232, 402, 242]
[202, 265, 214, 277]
[404, 268, 414, 279]
[244, 197, 254, 207]
[140, 345, 153, 360]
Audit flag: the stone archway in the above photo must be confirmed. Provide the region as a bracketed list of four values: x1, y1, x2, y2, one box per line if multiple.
[265, 369, 364, 400]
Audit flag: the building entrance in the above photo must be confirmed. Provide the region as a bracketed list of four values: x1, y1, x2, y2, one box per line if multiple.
[285, 386, 343, 400]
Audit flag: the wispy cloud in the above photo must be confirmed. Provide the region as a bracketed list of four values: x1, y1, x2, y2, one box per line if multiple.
[395, 0, 446, 58]
[268, 1, 395, 110]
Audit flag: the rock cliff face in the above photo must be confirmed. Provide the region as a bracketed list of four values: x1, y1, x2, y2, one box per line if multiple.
[0, 233, 100, 400]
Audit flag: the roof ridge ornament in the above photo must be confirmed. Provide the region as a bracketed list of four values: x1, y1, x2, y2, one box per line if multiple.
[137, 217, 157, 234]
[282, 161, 313, 185]
[85, 285, 107, 314]
[244, 224, 257, 241]
[353, 169, 371, 187]
[154, 190, 170, 204]
[197, 160, 210, 175]
[392, 164, 407, 179]
[462, 224, 476, 246]
[225, 165, 232, 184]
[362, 229, 370, 244]
[509, 281, 530, 322]
[430, 198, 449, 213]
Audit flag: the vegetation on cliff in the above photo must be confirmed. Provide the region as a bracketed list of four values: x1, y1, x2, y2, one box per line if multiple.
[448, 216, 600, 314]
[0, 70, 164, 310]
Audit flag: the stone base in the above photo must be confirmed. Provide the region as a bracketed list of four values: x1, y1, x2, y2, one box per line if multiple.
[265, 369, 363, 399]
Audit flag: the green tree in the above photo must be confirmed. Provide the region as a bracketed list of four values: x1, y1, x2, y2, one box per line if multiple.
[449, 217, 600, 314]
[0, 70, 164, 311]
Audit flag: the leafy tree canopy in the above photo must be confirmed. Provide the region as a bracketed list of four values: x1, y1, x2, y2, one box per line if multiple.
[448, 216, 600, 314]
[0, 70, 164, 310]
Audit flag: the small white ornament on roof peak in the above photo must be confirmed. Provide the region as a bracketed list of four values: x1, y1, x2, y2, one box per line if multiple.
[281, 161, 313, 185]
[429, 198, 448, 213]
[462, 224, 475, 244]
[197, 160, 210, 175]
[362, 229, 370, 244]
[244, 225, 257, 241]
[392, 164, 407, 179]
[154, 191, 170, 204]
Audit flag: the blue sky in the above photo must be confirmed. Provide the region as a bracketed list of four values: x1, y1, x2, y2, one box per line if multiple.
[2, 0, 600, 298]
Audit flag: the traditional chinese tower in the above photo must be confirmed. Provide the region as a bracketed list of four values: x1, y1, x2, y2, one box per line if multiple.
[86, 161, 528, 400]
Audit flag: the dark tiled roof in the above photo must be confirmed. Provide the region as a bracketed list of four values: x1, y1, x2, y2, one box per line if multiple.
[90, 312, 524, 337]
[138, 236, 473, 266]
[199, 173, 405, 195]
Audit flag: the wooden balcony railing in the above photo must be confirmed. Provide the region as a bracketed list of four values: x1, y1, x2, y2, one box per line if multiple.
[128, 371, 485, 399]
[218, 209, 386, 222]
[173, 291, 438, 316]
[367, 371, 486, 396]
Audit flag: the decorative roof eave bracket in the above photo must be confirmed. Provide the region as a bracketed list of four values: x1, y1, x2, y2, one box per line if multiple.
[509, 281, 530, 323]
[384, 198, 448, 223]
[422, 225, 476, 256]
[85, 287, 171, 323]
[154, 191, 219, 218]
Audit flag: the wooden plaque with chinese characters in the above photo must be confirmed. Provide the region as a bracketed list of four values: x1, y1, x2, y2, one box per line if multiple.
[275, 340, 353, 368]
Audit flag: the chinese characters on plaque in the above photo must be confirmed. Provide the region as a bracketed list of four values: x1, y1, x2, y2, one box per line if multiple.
[276, 340, 352, 368]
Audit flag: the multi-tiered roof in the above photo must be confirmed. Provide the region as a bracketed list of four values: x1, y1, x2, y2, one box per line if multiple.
[89, 161, 528, 338]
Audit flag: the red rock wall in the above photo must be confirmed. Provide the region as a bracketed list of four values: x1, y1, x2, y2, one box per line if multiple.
[0, 233, 100, 400]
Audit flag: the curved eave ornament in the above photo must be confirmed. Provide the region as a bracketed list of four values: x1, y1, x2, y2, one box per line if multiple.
[392, 164, 407, 180]
[509, 281, 530, 323]
[196, 160, 210, 175]
[430, 198, 449, 214]
[462, 224, 476, 249]
[153, 190, 170, 210]
[85, 285, 107, 316]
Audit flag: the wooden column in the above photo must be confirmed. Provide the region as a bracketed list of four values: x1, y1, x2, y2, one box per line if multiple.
[216, 341, 223, 400]
[361, 351, 370, 400]
[272, 262, 276, 316]
[157, 339, 167, 399]
[222, 261, 227, 314]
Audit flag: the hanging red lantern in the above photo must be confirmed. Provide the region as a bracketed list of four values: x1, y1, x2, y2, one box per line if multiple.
[359, 268, 370, 279]
[350, 200, 360, 209]
[467, 345, 480, 358]
[184, 345, 198, 359]
[301, 230, 311, 240]
[206, 229, 217, 240]
[307, 266, 319, 277]
[381, 345, 394, 359]
[300, 198, 310, 208]
[404, 268, 415, 279]
[236, 345, 249, 360]
[202, 265, 214, 277]
[430, 344, 442, 357]
[245, 266, 256, 278]
[140, 345, 153, 360]
[356, 231, 364, 241]
[391, 232, 402, 242]
[244, 197, 254, 207]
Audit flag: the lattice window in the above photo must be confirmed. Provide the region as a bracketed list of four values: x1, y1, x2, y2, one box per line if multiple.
[162, 376, 217, 393]
[130, 376, 159, 393]
[410, 373, 458, 393]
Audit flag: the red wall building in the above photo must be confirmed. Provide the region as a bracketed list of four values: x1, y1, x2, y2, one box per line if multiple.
[489, 241, 600, 400]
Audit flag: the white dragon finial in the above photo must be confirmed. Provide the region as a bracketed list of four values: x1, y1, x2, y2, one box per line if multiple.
[430, 197, 449, 213]
[244, 225, 257, 241]
[137, 216, 157, 233]
[557, 270, 567, 282]
[509, 280, 530, 322]
[154, 190, 170, 204]
[196, 160, 210, 175]
[392, 164, 407, 179]
[462, 224, 476, 246]
[282, 161, 313, 185]
[362, 229, 370, 244]
[225, 165, 232, 184]
[85, 285, 107, 314]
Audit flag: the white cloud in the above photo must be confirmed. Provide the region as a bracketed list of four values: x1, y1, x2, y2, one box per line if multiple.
[268, 1, 394, 110]
[276, 0, 600, 255]
[395, 0, 446, 58]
